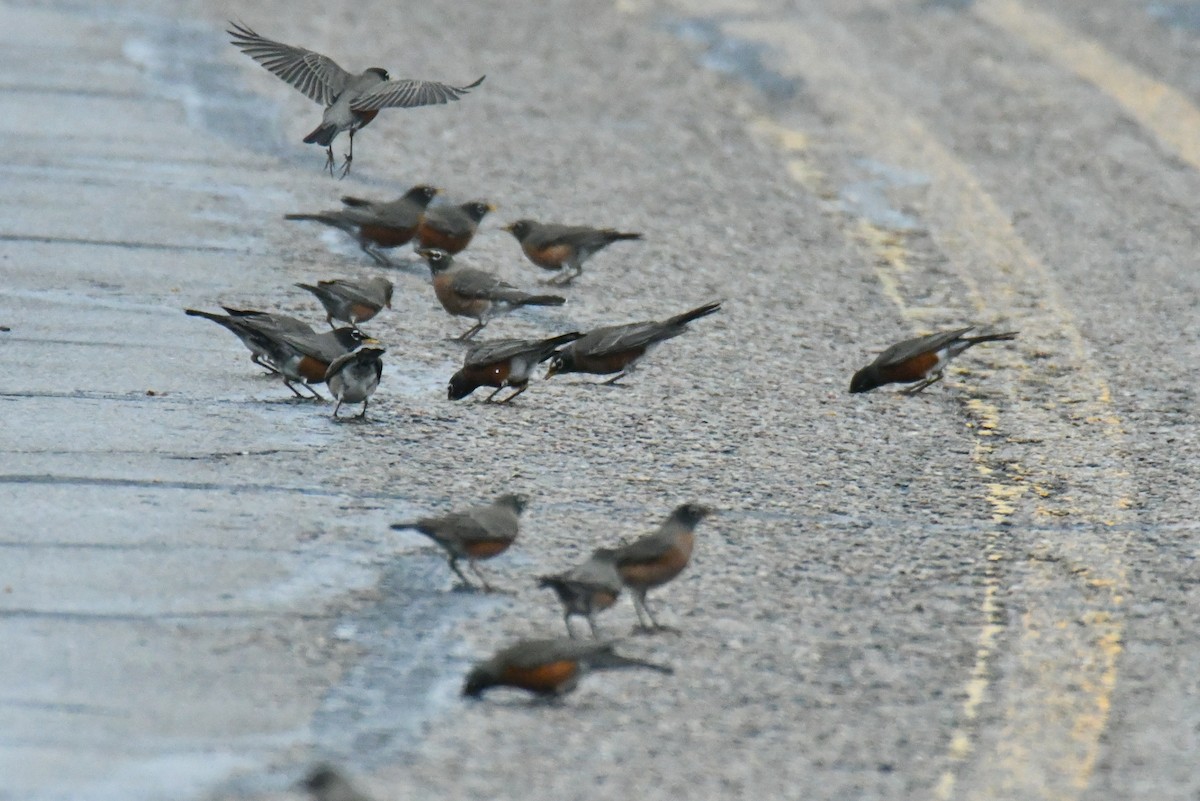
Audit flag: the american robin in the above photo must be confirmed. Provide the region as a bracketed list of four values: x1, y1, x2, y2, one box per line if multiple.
[462, 638, 672, 699]
[538, 547, 623, 638]
[417, 248, 566, 340]
[227, 22, 483, 177]
[448, 332, 583, 402]
[184, 306, 314, 375]
[415, 200, 495, 254]
[849, 326, 1019, 394]
[296, 276, 394, 328]
[325, 344, 386, 419]
[303, 765, 373, 801]
[545, 300, 721, 385]
[612, 503, 713, 632]
[502, 220, 642, 285]
[390, 494, 526, 591]
[285, 185, 439, 265]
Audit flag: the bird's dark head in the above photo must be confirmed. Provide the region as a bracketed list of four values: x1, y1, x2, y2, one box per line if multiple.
[406, 184, 440, 207]
[502, 220, 534, 241]
[849, 366, 877, 394]
[672, 502, 714, 527]
[353, 344, 386, 363]
[463, 201, 496, 223]
[417, 248, 454, 274]
[462, 665, 495, 699]
[544, 351, 573, 379]
[366, 67, 390, 80]
[447, 370, 476, 401]
[302, 764, 341, 793]
[494, 493, 528, 514]
[331, 327, 375, 350]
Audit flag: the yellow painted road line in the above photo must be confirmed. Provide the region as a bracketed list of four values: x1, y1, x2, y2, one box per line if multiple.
[975, 0, 1200, 172]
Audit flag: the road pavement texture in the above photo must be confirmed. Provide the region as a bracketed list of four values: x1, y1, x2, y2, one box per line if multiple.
[1, 0, 1197, 800]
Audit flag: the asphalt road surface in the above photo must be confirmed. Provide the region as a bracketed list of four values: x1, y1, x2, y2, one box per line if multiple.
[2, 0, 1198, 799]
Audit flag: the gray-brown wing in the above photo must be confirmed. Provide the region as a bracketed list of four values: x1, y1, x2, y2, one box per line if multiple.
[614, 531, 674, 563]
[498, 639, 611, 669]
[322, 278, 391, 307]
[450, 268, 526, 301]
[463, 339, 543, 368]
[873, 327, 974, 368]
[227, 22, 350, 105]
[573, 320, 676, 357]
[465, 504, 519, 540]
[351, 75, 485, 111]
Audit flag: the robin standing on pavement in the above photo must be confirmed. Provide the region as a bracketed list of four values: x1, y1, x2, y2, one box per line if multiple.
[849, 326, 1019, 394]
[296, 276, 394, 328]
[184, 306, 315, 375]
[285, 185, 439, 265]
[418, 248, 566, 340]
[415, 200, 495, 254]
[612, 503, 713, 632]
[538, 547, 623, 638]
[448, 332, 582, 402]
[462, 638, 672, 699]
[325, 344, 385, 419]
[545, 301, 721, 385]
[390, 494, 526, 591]
[227, 22, 483, 177]
[502, 220, 642, 285]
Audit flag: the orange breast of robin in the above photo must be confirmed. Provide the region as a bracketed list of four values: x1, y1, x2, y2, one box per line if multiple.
[359, 223, 416, 247]
[297, 355, 330, 383]
[350, 302, 379, 322]
[591, 590, 619, 610]
[433, 276, 489, 317]
[528, 243, 573, 270]
[419, 223, 472, 254]
[460, 362, 507, 389]
[501, 660, 580, 694]
[463, 538, 513, 560]
[878, 350, 939, 384]
[619, 541, 691, 590]
[577, 347, 646, 374]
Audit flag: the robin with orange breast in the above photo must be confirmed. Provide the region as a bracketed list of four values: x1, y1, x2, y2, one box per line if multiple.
[462, 638, 672, 699]
[502, 219, 642, 285]
[538, 547, 623, 638]
[612, 503, 713, 632]
[296, 276, 393, 328]
[418, 248, 566, 340]
[448, 332, 582, 402]
[849, 326, 1019, 394]
[545, 301, 721, 385]
[184, 306, 315, 375]
[228, 23, 483, 177]
[325, 343, 385, 419]
[390, 494, 526, 591]
[285, 185, 439, 265]
[415, 200, 495, 254]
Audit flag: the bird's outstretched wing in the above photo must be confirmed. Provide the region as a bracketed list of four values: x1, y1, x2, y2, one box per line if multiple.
[227, 21, 351, 105]
[351, 75, 485, 111]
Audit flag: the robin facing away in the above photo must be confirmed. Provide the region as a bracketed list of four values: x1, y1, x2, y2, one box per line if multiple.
[849, 326, 1019, 395]
[448, 332, 583, 402]
[303, 765, 373, 801]
[390, 494, 526, 591]
[502, 220, 642, 285]
[545, 300, 721, 385]
[415, 200, 495, 255]
[612, 503, 713, 632]
[462, 638, 672, 699]
[418, 248, 566, 340]
[184, 306, 315, 375]
[227, 22, 483, 177]
[325, 344, 385, 419]
[538, 547, 623, 638]
[296, 277, 394, 328]
[285, 185, 439, 266]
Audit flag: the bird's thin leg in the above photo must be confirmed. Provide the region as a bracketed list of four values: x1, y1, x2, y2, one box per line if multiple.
[339, 130, 354, 179]
[323, 145, 335, 177]
[586, 613, 601, 639]
[601, 371, 630, 386]
[497, 385, 529, 404]
[283, 379, 306, 398]
[331, 397, 344, 418]
[902, 372, 944, 395]
[356, 399, 369, 420]
[630, 590, 652, 630]
[468, 560, 496, 593]
[447, 556, 475, 589]
[362, 243, 393, 267]
[483, 386, 507, 403]
[457, 320, 486, 340]
[564, 612, 578, 639]
[252, 354, 282, 376]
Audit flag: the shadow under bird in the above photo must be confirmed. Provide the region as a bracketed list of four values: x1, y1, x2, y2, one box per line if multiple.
[418, 248, 566, 340]
[462, 638, 673, 699]
[546, 300, 721, 385]
[285, 184, 439, 266]
[611, 503, 713, 632]
[303, 765, 374, 801]
[849, 326, 1019, 394]
[448, 332, 583, 402]
[227, 22, 484, 176]
[184, 306, 315, 375]
[503, 219, 642, 285]
[538, 547, 623, 638]
[325, 343, 385, 419]
[390, 494, 526, 591]
[296, 276, 394, 328]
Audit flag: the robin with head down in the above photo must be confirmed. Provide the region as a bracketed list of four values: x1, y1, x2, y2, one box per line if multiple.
[502, 219, 642, 285]
[849, 326, 1019, 395]
[325, 343, 385, 419]
[546, 301, 721, 385]
[415, 200, 495, 255]
[390, 494, 526, 591]
[296, 276, 393, 328]
[285, 185, 439, 265]
[612, 503, 713, 632]
[184, 306, 315, 375]
[538, 547, 623, 638]
[418, 248, 566, 340]
[227, 22, 483, 177]
[448, 332, 582, 402]
[462, 638, 672, 699]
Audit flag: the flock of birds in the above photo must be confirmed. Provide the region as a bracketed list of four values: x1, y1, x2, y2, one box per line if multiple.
[179, 19, 1021, 799]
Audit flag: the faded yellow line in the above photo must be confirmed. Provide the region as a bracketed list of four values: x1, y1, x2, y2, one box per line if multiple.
[975, 0, 1200, 172]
